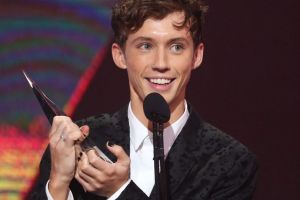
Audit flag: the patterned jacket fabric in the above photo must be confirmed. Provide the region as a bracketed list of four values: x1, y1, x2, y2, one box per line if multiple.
[28, 104, 258, 200]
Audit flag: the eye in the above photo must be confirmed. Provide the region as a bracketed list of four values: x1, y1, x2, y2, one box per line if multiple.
[170, 44, 184, 54]
[137, 42, 152, 51]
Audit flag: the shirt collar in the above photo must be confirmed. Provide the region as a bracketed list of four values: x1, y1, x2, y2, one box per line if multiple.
[128, 101, 190, 151]
[128, 103, 149, 151]
[164, 100, 189, 140]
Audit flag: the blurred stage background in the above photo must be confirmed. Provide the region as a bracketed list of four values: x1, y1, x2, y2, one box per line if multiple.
[0, 0, 116, 199]
[0, 0, 298, 199]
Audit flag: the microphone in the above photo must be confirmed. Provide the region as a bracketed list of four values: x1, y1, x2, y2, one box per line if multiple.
[143, 92, 170, 123]
[143, 92, 170, 200]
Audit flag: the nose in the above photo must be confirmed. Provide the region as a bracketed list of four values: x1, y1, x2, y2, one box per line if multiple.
[152, 47, 169, 72]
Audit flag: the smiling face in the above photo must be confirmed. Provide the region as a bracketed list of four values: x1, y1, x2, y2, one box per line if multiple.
[112, 12, 204, 124]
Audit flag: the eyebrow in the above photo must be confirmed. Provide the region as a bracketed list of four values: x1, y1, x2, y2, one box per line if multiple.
[168, 38, 189, 44]
[131, 37, 190, 45]
[131, 37, 153, 44]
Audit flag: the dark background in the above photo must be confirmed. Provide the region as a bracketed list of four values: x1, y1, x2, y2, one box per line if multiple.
[73, 0, 299, 199]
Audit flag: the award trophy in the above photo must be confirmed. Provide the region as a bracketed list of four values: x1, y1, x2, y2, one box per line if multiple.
[23, 70, 113, 163]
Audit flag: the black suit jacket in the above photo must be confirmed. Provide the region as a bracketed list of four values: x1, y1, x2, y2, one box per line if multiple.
[27, 105, 257, 200]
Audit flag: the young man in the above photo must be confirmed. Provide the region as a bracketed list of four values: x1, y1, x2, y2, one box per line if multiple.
[28, 0, 257, 199]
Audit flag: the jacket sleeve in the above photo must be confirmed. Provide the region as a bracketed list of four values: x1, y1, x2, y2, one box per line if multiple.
[210, 149, 258, 200]
[25, 145, 51, 200]
[25, 144, 108, 200]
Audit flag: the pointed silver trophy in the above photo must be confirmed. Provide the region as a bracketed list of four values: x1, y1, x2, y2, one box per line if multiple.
[23, 70, 113, 163]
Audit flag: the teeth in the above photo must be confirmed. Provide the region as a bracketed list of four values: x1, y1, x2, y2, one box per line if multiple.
[149, 78, 171, 85]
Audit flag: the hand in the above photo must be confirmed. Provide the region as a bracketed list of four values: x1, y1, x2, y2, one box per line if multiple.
[75, 143, 130, 197]
[48, 116, 89, 199]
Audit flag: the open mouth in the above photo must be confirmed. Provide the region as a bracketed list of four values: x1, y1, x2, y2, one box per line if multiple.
[147, 78, 175, 85]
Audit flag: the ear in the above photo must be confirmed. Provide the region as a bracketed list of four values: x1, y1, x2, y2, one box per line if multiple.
[111, 43, 127, 69]
[192, 43, 204, 70]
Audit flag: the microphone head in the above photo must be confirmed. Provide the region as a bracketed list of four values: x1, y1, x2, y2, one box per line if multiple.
[143, 92, 170, 123]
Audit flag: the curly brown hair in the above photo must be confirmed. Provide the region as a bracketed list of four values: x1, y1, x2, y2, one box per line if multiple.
[111, 0, 208, 48]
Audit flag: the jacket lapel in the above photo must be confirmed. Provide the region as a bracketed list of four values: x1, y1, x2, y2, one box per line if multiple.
[108, 105, 131, 155]
[111, 104, 204, 198]
[165, 106, 203, 196]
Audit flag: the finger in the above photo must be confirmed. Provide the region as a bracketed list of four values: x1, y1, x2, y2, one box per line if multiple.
[49, 117, 70, 146]
[75, 174, 92, 192]
[78, 152, 104, 177]
[63, 123, 83, 147]
[86, 149, 110, 170]
[76, 152, 91, 182]
[77, 125, 90, 143]
[76, 154, 105, 192]
[75, 144, 83, 163]
[49, 116, 79, 145]
[49, 116, 59, 138]
[106, 143, 129, 165]
[76, 167, 94, 184]
[75, 162, 94, 192]
[80, 125, 90, 137]
[49, 116, 64, 139]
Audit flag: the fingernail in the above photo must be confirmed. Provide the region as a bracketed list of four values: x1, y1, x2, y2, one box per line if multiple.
[107, 141, 115, 147]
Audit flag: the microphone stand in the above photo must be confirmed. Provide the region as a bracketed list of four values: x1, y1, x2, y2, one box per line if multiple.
[152, 121, 168, 200]
[143, 92, 170, 200]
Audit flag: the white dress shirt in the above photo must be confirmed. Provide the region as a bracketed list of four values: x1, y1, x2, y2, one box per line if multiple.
[46, 101, 189, 199]
[128, 101, 189, 196]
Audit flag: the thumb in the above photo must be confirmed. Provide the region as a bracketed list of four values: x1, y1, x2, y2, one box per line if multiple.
[78, 125, 90, 142]
[80, 125, 89, 136]
[106, 142, 129, 164]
